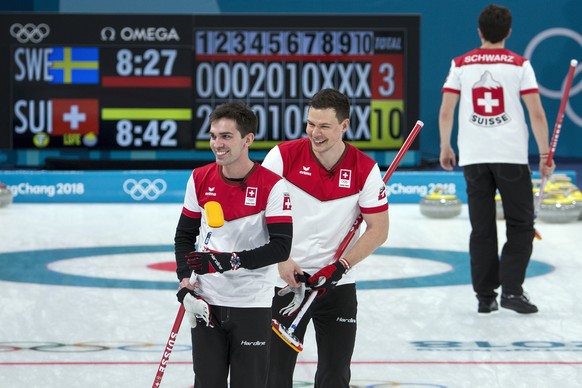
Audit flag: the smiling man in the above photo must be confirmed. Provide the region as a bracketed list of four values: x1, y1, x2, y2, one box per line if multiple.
[173, 101, 293, 388]
[262, 88, 389, 388]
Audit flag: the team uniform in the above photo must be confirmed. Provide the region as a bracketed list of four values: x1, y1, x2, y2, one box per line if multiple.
[174, 162, 293, 388]
[262, 138, 388, 388]
[442, 48, 539, 299]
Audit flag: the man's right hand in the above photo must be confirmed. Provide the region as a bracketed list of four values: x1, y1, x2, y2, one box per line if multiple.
[179, 277, 194, 291]
[177, 288, 212, 328]
[277, 283, 306, 316]
[278, 258, 303, 288]
[539, 157, 556, 179]
[277, 271, 310, 316]
[439, 144, 457, 171]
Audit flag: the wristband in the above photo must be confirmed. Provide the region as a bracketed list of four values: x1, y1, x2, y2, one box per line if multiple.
[230, 252, 241, 270]
[338, 258, 351, 272]
[540, 153, 549, 158]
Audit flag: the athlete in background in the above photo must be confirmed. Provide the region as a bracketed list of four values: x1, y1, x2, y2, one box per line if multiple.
[174, 101, 293, 387]
[263, 88, 389, 388]
[438, 4, 555, 314]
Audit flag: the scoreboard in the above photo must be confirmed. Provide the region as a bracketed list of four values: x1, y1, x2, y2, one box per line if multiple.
[0, 14, 419, 152]
[1, 14, 193, 150]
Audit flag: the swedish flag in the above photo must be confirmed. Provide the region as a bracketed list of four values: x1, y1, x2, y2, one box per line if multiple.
[48, 47, 99, 84]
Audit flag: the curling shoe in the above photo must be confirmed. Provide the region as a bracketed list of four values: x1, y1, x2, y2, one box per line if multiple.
[500, 293, 538, 314]
[477, 298, 498, 314]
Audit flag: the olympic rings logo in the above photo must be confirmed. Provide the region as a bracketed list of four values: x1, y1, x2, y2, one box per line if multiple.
[524, 28, 582, 126]
[9, 23, 50, 43]
[123, 178, 167, 201]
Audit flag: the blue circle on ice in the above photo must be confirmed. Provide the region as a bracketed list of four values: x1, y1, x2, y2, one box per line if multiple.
[356, 246, 553, 289]
[0, 245, 553, 289]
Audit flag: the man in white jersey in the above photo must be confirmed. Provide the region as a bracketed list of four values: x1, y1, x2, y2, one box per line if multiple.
[439, 4, 555, 314]
[174, 101, 293, 387]
[262, 88, 389, 387]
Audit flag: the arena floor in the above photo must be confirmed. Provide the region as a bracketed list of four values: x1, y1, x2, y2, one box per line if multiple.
[1, 203, 581, 388]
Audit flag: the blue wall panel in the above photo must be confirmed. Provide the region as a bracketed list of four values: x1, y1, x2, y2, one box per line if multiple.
[0, 169, 576, 204]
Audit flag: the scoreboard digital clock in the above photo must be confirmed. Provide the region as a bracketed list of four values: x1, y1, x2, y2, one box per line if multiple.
[0, 14, 419, 152]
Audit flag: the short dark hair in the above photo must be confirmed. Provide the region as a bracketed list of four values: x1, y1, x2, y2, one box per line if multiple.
[309, 88, 350, 122]
[478, 4, 512, 44]
[209, 101, 258, 136]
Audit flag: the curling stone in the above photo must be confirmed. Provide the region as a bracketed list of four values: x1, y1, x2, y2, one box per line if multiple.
[553, 181, 576, 192]
[538, 183, 565, 207]
[543, 181, 560, 194]
[538, 197, 579, 224]
[419, 192, 462, 219]
[551, 174, 572, 184]
[533, 185, 565, 205]
[0, 183, 13, 208]
[495, 194, 504, 220]
[566, 190, 582, 220]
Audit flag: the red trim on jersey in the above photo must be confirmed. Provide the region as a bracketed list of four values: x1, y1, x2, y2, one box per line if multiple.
[182, 207, 201, 219]
[361, 203, 389, 214]
[453, 48, 528, 68]
[442, 87, 460, 94]
[193, 162, 286, 222]
[266, 216, 293, 224]
[520, 88, 539, 96]
[277, 138, 377, 202]
[454, 48, 527, 67]
[218, 163, 259, 187]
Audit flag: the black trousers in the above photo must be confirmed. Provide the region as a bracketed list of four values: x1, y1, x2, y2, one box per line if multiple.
[268, 284, 357, 388]
[191, 305, 272, 388]
[463, 163, 535, 298]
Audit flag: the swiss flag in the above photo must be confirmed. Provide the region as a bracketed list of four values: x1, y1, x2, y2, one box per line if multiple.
[472, 87, 504, 116]
[51, 99, 99, 135]
[283, 195, 292, 211]
[340, 169, 352, 182]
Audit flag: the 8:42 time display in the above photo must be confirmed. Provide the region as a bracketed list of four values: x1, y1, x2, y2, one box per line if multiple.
[116, 119, 177, 147]
[96, 119, 192, 149]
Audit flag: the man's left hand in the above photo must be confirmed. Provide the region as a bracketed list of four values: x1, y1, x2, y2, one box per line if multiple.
[307, 259, 350, 296]
[186, 251, 241, 274]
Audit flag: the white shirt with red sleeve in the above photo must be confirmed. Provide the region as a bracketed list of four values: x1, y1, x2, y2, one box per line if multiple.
[181, 162, 292, 308]
[442, 48, 539, 166]
[262, 138, 388, 287]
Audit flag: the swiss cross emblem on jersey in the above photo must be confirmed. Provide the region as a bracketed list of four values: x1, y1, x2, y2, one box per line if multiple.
[245, 186, 258, 206]
[283, 193, 292, 211]
[339, 169, 352, 188]
[470, 71, 511, 127]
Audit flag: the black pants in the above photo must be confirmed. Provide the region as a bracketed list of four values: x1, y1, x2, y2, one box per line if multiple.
[191, 305, 272, 388]
[268, 284, 357, 388]
[463, 163, 535, 298]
